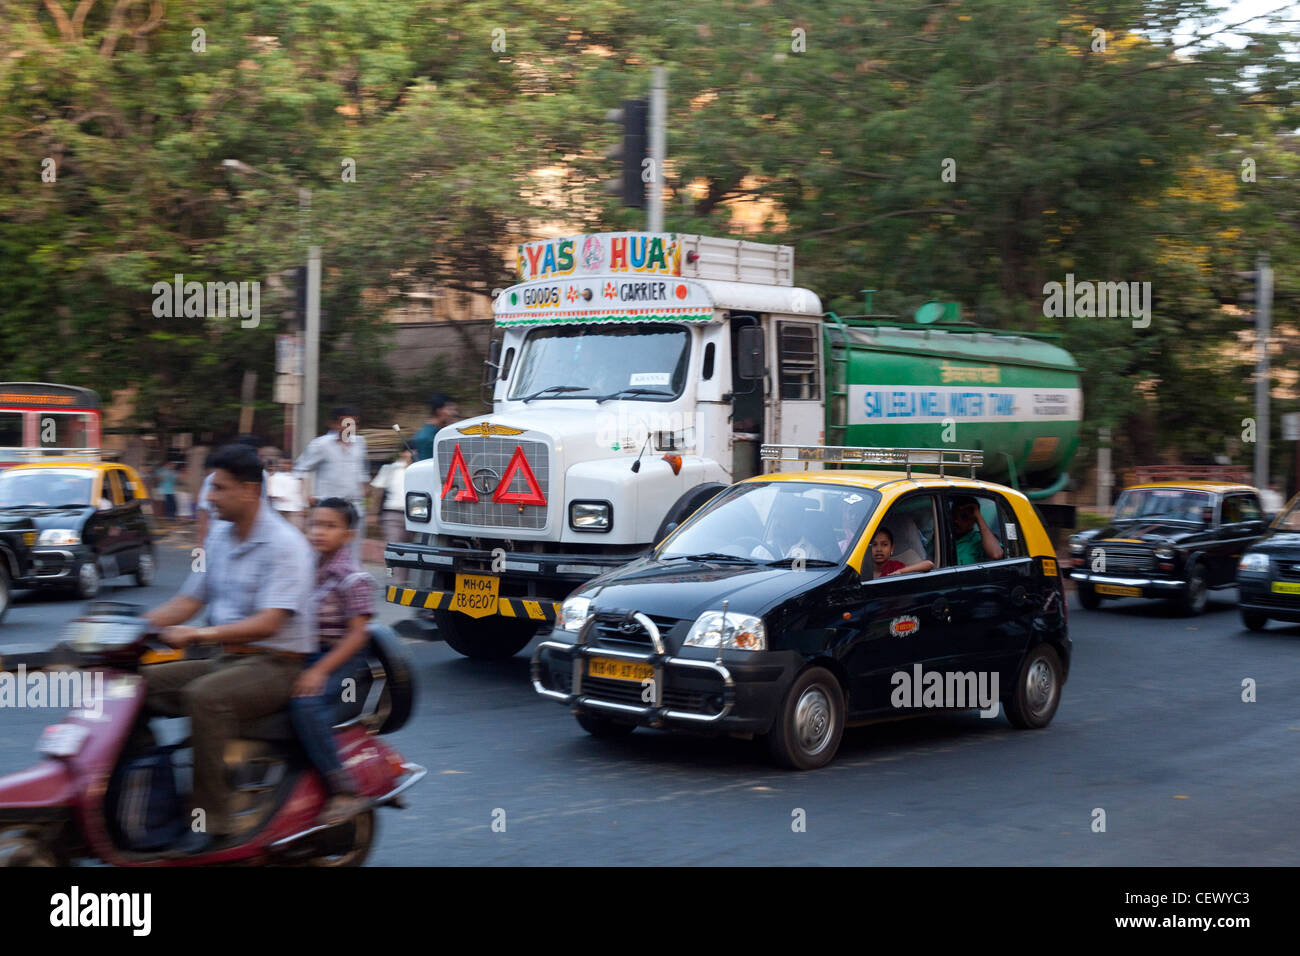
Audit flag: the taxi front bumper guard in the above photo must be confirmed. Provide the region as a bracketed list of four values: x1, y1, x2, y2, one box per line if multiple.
[531, 611, 736, 726]
[1067, 570, 1186, 592]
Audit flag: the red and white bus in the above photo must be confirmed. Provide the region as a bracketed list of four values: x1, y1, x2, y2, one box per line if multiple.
[0, 383, 102, 468]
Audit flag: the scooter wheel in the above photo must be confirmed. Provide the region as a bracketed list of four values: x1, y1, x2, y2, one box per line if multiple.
[0, 828, 59, 867]
[304, 810, 375, 867]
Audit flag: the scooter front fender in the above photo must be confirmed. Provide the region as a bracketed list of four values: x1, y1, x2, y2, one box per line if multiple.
[0, 759, 77, 823]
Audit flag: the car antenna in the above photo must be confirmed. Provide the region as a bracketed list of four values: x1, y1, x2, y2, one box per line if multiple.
[630, 435, 652, 473]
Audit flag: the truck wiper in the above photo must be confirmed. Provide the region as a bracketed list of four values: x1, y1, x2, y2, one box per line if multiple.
[520, 385, 590, 403]
[594, 387, 674, 404]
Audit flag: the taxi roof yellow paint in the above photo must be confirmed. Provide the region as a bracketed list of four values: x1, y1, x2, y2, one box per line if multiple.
[1125, 481, 1258, 494]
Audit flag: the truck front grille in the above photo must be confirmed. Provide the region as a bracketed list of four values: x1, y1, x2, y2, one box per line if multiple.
[437, 436, 550, 531]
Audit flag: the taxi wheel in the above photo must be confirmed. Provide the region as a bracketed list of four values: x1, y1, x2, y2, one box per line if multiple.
[434, 611, 537, 660]
[766, 666, 845, 771]
[133, 548, 156, 587]
[1241, 610, 1269, 632]
[0, 567, 11, 625]
[576, 711, 637, 738]
[1005, 644, 1063, 729]
[73, 561, 100, 600]
[1076, 583, 1101, 610]
[1177, 563, 1208, 616]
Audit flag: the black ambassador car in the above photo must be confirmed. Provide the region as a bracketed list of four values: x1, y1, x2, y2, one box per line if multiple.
[0, 462, 156, 601]
[1236, 493, 1300, 631]
[1067, 480, 1268, 616]
[532, 446, 1071, 770]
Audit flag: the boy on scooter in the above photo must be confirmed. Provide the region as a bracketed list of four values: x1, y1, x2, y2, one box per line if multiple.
[290, 497, 375, 825]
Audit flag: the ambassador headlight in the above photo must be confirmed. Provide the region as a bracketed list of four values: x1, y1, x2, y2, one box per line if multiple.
[559, 596, 593, 632]
[684, 610, 766, 651]
[1239, 552, 1269, 572]
[405, 492, 431, 523]
[1154, 546, 1175, 560]
[569, 501, 612, 532]
[1068, 536, 1086, 555]
[38, 529, 81, 546]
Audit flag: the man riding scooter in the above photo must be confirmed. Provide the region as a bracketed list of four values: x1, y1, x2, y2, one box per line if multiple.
[141, 443, 315, 856]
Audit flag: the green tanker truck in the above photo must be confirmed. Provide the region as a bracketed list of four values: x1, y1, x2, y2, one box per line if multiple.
[386, 232, 1082, 656]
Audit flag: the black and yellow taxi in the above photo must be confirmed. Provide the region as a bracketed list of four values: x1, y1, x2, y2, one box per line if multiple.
[531, 445, 1071, 770]
[0, 461, 156, 600]
[1236, 492, 1300, 631]
[1067, 477, 1268, 615]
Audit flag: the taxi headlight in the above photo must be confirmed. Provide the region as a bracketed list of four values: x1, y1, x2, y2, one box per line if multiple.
[1068, 536, 1086, 555]
[1154, 546, 1175, 560]
[559, 596, 593, 632]
[683, 610, 766, 651]
[405, 492, 431, 523]
[38, 529, 81, 546]
[1239, 552, 1269, 572]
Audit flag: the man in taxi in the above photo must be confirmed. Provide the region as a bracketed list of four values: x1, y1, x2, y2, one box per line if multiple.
[951, 495, 1004, 564]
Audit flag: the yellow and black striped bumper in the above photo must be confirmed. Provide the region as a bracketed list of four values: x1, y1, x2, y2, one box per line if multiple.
[385, 586, 562, 623]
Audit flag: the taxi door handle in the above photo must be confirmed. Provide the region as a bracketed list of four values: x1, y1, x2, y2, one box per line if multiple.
[930, 597, 952, 623]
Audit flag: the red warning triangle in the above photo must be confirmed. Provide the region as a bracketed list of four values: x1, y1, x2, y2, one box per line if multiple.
[440, 443, 479, 501]
[492, 445, 547, 505]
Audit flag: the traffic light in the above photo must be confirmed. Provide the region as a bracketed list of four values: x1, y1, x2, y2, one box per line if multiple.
[605, 98, 647, 209]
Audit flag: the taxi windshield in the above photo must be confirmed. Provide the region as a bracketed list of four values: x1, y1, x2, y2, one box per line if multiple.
[0, 469, 95, 508]
[658, 481, 879, 565]
[508, 323, 689, 401]
[1114, 488, 1214, 524]
[1273, 496, 1300, 531]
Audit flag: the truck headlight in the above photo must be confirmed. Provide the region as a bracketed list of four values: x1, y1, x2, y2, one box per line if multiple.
[569, 500, 612, 532]
[1239, 552, 1269, 572]
[38, 529, 81, 546]
[683, 610, 766, 651]
[405, 492, 431, 523]
[559, 596, 593, 632]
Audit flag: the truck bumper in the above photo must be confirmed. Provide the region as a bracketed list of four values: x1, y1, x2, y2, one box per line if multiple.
[384, 540, 643, 622]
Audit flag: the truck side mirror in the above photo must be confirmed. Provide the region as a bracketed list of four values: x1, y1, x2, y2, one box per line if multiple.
[486, 339, 502, 377]
[736, 326, 765, 381]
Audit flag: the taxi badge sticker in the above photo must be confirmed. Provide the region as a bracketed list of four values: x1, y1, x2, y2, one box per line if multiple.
[1042, 558, 1058, 577]
[890, 615, 920, 638]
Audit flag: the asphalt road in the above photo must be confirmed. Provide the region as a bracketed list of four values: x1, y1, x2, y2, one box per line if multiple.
[1, 543, 1298, 865]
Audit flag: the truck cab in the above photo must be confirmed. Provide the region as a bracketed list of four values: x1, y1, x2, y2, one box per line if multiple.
[386, 233, 825, 659]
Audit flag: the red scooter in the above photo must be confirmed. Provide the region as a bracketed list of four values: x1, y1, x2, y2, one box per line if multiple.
[0, 604, 423, 867]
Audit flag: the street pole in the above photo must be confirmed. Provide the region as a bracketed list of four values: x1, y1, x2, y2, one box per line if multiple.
[1254, 251, 1273, 490]
[648, 67, 666, 232]
[1097, 426, 1112, 513]
[301, 244, 321, 457]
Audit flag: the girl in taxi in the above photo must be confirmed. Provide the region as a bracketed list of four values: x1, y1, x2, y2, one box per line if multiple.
[869, 527, 934, 578]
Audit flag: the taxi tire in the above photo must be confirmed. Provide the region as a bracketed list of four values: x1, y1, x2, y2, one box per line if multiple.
[1076, 583, 1101, 610]
[1177, 563, 1208, 616]
[576, 712, 637, 738]
[434, 611, 537, 660]
[1005, 643, 1063, 730]
[766, 666, 845, 771]
[0, 566, 10, 624]
[1241, 610, 1269, 632]
[133, 547, 156, 587]
[72, 560, 100, 600]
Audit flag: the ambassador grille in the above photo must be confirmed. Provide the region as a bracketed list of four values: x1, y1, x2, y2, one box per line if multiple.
[1275, 561, 1300, 580]
[1092, 545, 1154, 573]
[437, 436, 549, 531]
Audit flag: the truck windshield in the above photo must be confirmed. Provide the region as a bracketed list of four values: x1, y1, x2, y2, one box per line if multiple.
[658, 481, 879, 565]
[508, 324, 690, 402]
[1114, 488, 1214, 524]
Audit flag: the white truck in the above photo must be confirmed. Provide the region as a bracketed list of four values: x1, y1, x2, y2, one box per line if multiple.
[385, 232, 827, 658]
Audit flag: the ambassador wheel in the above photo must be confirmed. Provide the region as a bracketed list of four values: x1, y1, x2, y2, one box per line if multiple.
[1076, 582, 1101, 610]
[1178, 563, 1208, 616]
[1241, 610, 1269, 632]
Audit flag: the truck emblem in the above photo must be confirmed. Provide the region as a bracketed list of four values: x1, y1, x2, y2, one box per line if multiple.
[492, 446, 547, 506]
[471, 467, 501, 495]
[457, 422, 526, 437]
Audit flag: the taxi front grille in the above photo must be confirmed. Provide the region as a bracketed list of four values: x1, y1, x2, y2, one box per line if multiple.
[592, 615, 683, 649]
[1275, 561, 1300, 580]
[581, 676, 722, 714]
[436, 436, 549, 531]
[1092, 545, 1154, 573]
